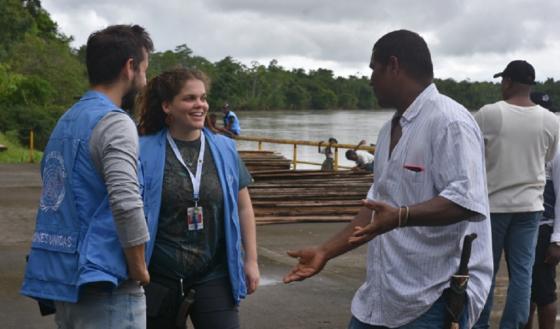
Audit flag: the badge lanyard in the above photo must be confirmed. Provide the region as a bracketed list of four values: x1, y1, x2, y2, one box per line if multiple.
[166, 131, 206, 230]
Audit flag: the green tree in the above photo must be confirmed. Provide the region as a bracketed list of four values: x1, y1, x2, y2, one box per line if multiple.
[285, 84, 311, 109]
[8, 34, 87, 105]
[210, 56, 249, 109]
[0, 0, 34, 60]
[0, 0, 86, 150]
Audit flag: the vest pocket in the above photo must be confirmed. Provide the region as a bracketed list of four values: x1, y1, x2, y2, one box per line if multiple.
[82, 201, 128, 280]
[26, 228, 80, 284]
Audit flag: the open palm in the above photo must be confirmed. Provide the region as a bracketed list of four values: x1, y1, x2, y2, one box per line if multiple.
[283, 247, 327, 283]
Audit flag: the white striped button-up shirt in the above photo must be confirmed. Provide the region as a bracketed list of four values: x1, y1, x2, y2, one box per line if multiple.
[351, 84, 493, 328]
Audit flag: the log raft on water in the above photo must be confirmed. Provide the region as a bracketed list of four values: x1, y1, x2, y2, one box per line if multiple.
[239, 150, 373, 225]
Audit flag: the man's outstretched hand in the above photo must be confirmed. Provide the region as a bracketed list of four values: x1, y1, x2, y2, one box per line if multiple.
[283, 247, 328, 284]
[348, 199, 399, 246]
[284, 200, 401, 283]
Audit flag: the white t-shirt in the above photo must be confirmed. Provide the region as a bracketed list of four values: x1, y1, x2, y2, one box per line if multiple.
[474, 100, 560, 212]
[355, 150, 374, 166]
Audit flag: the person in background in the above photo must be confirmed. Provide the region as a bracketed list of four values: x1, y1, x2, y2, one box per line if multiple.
[20, 25, 154, 329]
[284, 29, 492, 329]
[222, 103, 241, 135]
[137, 68, 259, 329]
[345, 140, 375, 172]
[206, 112, 234, 138]
[524, 91, 560, 329]
[208, 113, 219, 130]
[474, 60, 560, 329]
[319, 137, 338, 171]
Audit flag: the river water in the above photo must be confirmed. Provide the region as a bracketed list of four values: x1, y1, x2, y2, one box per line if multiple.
[233, 109, 395, 168]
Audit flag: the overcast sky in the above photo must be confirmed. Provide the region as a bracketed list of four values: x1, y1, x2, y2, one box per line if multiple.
[43, 0, 560, 82]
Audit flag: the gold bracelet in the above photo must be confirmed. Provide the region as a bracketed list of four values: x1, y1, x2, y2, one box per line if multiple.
[398, 206, 408, 227]
[401, 206, 410, 227]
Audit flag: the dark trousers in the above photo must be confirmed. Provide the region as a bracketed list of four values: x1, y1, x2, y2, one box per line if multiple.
[146, 276, 239, 329]
[531, 224, 557, 306]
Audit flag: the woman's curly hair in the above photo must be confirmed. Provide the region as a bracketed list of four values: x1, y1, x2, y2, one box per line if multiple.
[136, 67, 210, 135]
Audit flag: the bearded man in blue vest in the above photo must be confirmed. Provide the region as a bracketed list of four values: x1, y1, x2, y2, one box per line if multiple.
[21, 25, 155, 329]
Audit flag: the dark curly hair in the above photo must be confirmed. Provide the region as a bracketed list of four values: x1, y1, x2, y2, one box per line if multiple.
[137, 68, 210, 135]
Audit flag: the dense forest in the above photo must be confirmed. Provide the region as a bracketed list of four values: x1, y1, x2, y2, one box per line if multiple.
[1, 0, 560, 150]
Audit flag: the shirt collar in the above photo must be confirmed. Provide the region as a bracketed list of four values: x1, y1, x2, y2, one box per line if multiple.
[80, 90, 118, 107]
[399, 83, 438, 124]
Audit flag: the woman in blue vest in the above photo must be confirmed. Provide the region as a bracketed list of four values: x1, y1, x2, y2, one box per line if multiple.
[137, 68, 260, 329]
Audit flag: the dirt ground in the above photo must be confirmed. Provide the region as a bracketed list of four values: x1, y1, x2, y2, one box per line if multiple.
[0, 164, 547, 328]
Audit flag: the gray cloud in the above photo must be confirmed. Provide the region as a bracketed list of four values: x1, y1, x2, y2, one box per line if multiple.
[43, 0, 560, 81]
[433, 1, 557, 56]
[206, 0, 463, 26]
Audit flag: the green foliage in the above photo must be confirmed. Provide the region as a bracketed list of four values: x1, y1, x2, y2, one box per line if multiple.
[209, 56, 249, 109]
[7, 34, 87, 104]
[24, 0, 61, 39]
[147, 44, 213, 78]
[309, 86, 337, 110]
[0, 62, 57, 149]
[284, 84, 311, 109]
[0, 0, 35, 60]
[434, 78, 501, 110]
[0, 131, 43, 163]
[534, 78, 560, 112]
[0, 1, 86, 153]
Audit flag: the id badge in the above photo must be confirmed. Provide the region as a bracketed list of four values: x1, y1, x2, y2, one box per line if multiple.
[187, 206, 204, 230]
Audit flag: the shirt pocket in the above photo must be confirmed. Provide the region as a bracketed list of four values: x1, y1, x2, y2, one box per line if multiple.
[402, 163, 425, 185]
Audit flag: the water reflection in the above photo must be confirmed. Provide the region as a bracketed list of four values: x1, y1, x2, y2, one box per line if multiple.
[233, 109, 395, 168]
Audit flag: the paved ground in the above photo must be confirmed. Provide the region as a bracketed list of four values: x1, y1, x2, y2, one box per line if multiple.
[0, 164, 365, 329]
[0, 164, 551, 328]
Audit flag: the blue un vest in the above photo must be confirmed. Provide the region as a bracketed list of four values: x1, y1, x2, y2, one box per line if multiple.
[21, 91, 151, 303]
[140, 128, 247, 303]
[223, 111, 241, 135]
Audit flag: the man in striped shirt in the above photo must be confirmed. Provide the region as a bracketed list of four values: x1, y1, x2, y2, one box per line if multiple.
[284, 29, 493, 329]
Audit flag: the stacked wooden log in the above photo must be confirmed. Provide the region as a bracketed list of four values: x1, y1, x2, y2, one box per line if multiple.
[240, 151, 373, 225]
[239, 150, 291, 172]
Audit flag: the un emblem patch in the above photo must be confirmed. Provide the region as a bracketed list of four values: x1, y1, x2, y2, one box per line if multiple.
[40, 151, 66, 212]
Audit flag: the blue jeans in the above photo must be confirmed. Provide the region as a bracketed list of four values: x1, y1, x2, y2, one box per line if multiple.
[348, 296, 468, 329]
[473, 212, 540, 329]
[54, 282, 146, 329]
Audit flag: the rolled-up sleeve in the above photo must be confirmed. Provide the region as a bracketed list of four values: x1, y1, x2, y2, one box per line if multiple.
[433, 120, 489, 222]
[90, 112, 149, 248]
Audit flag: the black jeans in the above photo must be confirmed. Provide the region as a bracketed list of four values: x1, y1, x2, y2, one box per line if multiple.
[146, 276, 239, 329]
